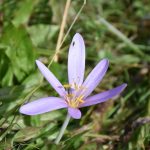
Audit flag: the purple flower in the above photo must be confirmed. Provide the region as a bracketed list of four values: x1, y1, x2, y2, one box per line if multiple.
[20, 33, 127, 119]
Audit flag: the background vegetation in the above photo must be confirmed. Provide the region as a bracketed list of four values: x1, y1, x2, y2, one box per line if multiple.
[0, 0, 150, 149]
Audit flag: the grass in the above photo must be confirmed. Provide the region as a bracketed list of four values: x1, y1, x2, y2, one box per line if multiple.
[0, 0, 150, 149]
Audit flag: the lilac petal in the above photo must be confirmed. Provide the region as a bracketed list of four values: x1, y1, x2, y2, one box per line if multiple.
[68, 107, 81, 119]
[81, 59, 109, 98]
[68, 33, 85, 86]
[20, 97, 67, 115]
[36, 60, 66, 97]
[80, 83, 127, 107]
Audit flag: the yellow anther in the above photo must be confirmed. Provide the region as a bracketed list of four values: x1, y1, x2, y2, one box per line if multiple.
[73, 83, 87, 91]
[78, 99, 84, 103]
[67, 100, 76, 108]
[67, 93, 74, 98]
[76, 95, 84, 103]
[63, 84, 72, 88]
[63, 82, 86, 108]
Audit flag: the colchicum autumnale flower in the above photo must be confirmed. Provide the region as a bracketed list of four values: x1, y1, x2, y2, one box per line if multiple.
[20, 33, 127, 119]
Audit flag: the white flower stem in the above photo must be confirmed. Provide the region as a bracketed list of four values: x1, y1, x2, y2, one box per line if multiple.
[55, 113, 71, 144]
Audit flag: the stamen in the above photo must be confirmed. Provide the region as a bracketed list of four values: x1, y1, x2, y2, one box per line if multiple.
[63, 83, 86, 108]
[63, 84, 72, 88]
[66, 93, 74, 98]
[76, 95, 84, 103]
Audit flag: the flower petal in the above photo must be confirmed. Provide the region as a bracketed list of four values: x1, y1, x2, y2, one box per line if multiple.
[68, 107, 81, 119]
[81, 59, 109, 98]
[68, 33, 85, 86]
[80, 83, 127, 107]
[20, 97, 67, 115]
[36, 60, 66, 97]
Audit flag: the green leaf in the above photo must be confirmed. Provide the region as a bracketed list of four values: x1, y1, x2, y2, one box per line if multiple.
[27, 24, 58, 47]
[13, 127, 41, 142]
[0, 51, 10, 86]
[0, 24, 36, 81]
[0, 139, 12, 150]
[13, 0, 39, 26]
[22, 70, 42, 87]
[0, 86, 25, 115]
[111, 54, 140, 64]
[1, 66, 13, 86]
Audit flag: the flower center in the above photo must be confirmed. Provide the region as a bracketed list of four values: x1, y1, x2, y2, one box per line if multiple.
[65, 94, 84, 108]
[63, 83, 86, 108]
